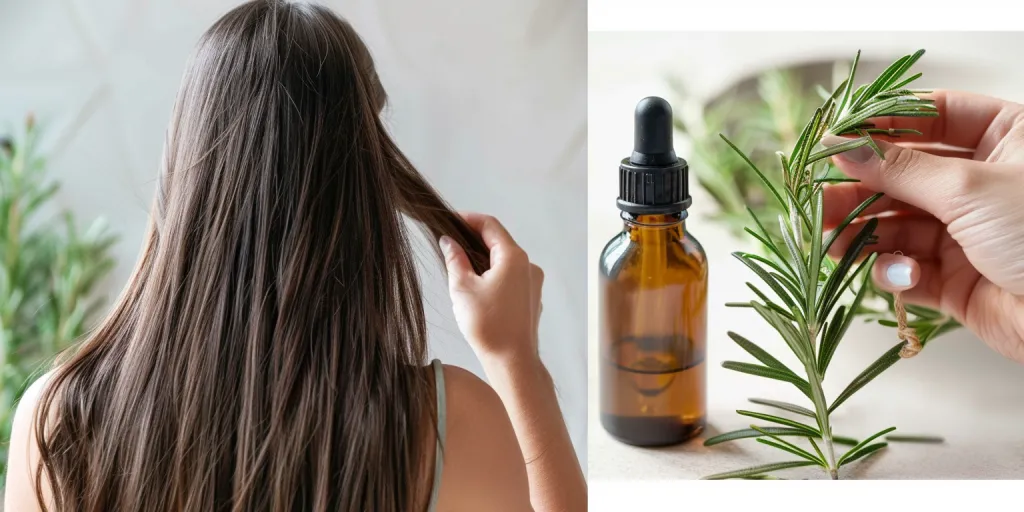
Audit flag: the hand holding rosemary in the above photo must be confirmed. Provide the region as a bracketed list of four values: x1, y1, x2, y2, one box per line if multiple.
[703, 49, 943, 480]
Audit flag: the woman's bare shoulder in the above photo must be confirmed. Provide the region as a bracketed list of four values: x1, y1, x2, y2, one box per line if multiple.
[435, 364, 533, 511]
[4, 370, 58, 512]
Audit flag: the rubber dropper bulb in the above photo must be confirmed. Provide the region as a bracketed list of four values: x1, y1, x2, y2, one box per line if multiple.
[630, 96, 678, 167]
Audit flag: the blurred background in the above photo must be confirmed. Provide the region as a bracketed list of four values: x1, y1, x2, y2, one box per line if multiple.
[0, 0, 587, 481]
[589, 32, 1024, 479]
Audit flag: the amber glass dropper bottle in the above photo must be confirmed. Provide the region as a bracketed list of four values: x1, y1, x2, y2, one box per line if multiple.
[599, 96, 708, 446]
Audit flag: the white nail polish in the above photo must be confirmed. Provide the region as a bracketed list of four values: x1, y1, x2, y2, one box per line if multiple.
[886, 263, 912, 287]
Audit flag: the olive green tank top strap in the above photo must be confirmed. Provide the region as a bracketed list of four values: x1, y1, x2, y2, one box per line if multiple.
[427, 359, 446, 512]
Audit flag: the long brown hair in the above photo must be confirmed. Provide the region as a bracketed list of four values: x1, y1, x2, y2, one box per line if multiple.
[33, 1, 488, 510]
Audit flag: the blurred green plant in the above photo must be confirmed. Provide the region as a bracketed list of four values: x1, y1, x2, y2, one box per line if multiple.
[670, 65, 959, 345]
[0, 115, 117, 479]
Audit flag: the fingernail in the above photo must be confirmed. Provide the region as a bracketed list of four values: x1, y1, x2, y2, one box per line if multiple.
[885, 263, 912, 287]
[821, 134, 876, 165]
[439, 235, 453, 254]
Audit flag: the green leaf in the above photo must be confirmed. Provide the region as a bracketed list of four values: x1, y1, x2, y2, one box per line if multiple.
[837, 50, 861, 115]
[701, 460, 819, 480]
[822, 192, 883, 256]
[806, 136, 871, 166]
[743, 227, 792, 273]
[808, 437, 826, 463]
[818, 253, 876, 323]
[791, 107, 825, 176]
[818, 306, 846, 374]
[750, 303, 812, 364]
[806, 189, 824, 323]
[748, 397, 816, 418]
[890, 72, 923, 91]
[834, 435, 860, 446]
[837, 426, 897, 467]
[814, 177, 860, 184]
[721, 134, 788, 211]
[885, 434, 944, 444]
[722, 361, 812, 398]
[756, 438, 825, 466]
[839, 442, 888, 466]
[741, 253, 801, 292]
[728, 332, 796, 375]
[777, 214, 807, 286]
[817, 219, 878, 320]
[704, 426, 821, 446]
[736, 410, 821, 436]
[732, 252, 798, 311]
[829, 342, 904, 413]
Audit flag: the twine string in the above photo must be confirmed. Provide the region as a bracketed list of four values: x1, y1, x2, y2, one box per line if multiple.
[892, 251, 922, 358]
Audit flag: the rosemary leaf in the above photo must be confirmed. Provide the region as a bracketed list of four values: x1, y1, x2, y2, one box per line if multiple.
[721, 134, 787, 210]
[836, 50, 861, 115]
[748, 397, 816, 418]
[822, 192, 884, 255]
[750, 303, 812, 364]
[722, 361, 813, 398]
[817, 219, 879, 320]
[837, 426, 897, 467]
[829, 342, 904, 413]
[809, 437, 826, 463]
[756, 438, 826, 466]
[728, 332, 797, 374]
[890, 72, 923, 91]
[806, 137, 871, 166]
[702, 460, 818, 480]
[732, 252, 799, 311]
[885, 434, 944, 444]
[704, 427, 816, 446]
[839, 442, 888, 467]
[737, 410, 821, 436]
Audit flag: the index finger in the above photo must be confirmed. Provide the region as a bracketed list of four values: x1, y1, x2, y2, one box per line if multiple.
[866, 90, 1018, 151]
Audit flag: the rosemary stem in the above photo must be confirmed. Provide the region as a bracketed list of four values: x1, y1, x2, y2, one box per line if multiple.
[805, 360, 838, 479]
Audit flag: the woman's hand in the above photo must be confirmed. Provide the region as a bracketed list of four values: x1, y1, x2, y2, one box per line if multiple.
[822, 90, 1024, 363]
[440, 212, 544, 366]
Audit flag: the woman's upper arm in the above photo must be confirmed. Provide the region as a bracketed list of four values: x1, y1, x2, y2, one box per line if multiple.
[4, 372, 53, 512]
[436, 364, 533, 512]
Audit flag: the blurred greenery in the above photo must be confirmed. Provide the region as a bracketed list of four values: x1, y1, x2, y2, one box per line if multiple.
[669, 66, 959, 345]
[0, 114, 117, 480]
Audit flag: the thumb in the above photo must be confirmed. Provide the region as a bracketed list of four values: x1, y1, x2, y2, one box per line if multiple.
[823, 135, 984, 221]
[439, 236, 475, 290]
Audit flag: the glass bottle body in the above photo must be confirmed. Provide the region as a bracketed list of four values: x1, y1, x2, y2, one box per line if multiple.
[598, 213, 708, 446]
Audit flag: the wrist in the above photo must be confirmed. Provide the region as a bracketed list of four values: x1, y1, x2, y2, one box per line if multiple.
[479, 351, 548, 382]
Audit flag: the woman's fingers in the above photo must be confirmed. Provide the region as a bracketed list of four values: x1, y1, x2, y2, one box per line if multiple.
[458, 212, 517, 250]
[863, 90, 1014, 151]
[440, 236, 478, 291]
[823, 136, 989, 224]
[826, 215, 945, 260]
[873, 253, 920, 292]
[458, 211, 528, 269]
[891, 143, 976, 160]
[822, 182, 927, 228]
[873, 255, 943, 311]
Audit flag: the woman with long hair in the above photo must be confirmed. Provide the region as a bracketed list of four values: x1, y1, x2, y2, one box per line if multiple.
[3, 1, 586, 510]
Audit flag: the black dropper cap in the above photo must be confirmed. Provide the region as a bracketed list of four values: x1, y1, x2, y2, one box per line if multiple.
[616, 96, 691, 215]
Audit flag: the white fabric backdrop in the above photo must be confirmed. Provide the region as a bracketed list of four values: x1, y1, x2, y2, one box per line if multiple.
[0, 0, 587, 467]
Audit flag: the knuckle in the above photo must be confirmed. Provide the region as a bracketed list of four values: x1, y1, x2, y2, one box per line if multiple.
[531, 264, 545, 283]
[878, 145, 920, 182]
[507, 247, 529, 265]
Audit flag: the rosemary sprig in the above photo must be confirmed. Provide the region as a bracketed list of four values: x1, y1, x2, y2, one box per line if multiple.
[702, 50, 938, 480]
[672, 64, 958, 346]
